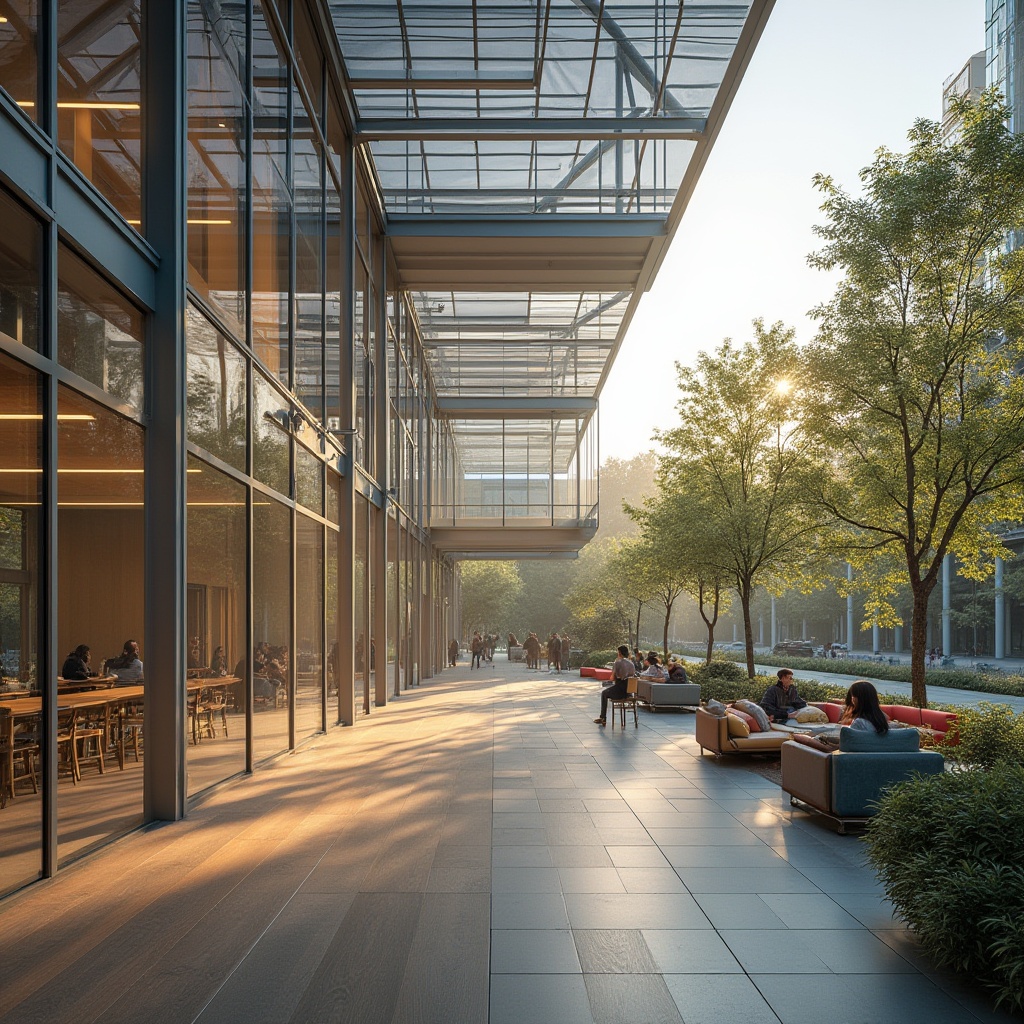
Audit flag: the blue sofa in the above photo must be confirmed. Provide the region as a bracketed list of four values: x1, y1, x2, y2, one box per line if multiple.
[781, 726, 945, 833]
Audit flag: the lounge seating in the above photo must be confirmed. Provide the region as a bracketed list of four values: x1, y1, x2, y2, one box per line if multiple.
[782, 726, 945, 832]
[810, 702, 957, 744]
[695, 707, 789, 756]
[635, 680, 700, 712]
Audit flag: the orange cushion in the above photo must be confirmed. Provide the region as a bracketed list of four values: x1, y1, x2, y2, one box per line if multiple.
[729, 708, 759, 733]
[883, 705, 922, 727]
[921, 708, 956, 736]
[593, 669, 614, 681]
[580, 667, 596, 677]
[725, 713, 750, 738]
[811, 702, 843, 724]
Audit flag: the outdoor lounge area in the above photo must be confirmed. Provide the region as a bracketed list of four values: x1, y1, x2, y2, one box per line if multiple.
[0, 660, 1013, 1024]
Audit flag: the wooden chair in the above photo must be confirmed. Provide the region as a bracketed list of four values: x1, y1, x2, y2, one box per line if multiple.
[117, 704, 144, 768]
[0, 707, 40, 807]
[57, 708, 79, 783]
[75, 711, 106, 777]
[609, 676, 639, 728]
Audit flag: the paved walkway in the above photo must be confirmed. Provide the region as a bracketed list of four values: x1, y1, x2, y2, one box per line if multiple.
[0, 661, 1016, 1024]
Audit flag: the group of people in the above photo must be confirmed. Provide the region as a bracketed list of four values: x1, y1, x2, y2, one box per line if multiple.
[594, 647, 688, 725]
[469, 632, 497, 669]
[61, 640, 144, 683]
[762, 667, 891, 734]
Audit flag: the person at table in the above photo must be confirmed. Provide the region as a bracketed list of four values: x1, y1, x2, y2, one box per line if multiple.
[61, 644, 95, 680]
[594, 645, 637, 726]
[209, 645, 228, 677]
[639, 653, 668, 681]
[107, 639, 144, 682]
[840, 680, 890, 735]
[760, 667, 808, 723]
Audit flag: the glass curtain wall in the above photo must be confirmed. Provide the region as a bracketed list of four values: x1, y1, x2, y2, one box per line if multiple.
[0, 351, 42, 895]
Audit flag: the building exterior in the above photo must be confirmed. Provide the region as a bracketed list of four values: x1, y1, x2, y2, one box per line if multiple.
[0, 0, 773, 897]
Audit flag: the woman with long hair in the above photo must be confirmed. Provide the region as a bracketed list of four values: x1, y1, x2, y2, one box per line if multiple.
[841, 680, 889, 735]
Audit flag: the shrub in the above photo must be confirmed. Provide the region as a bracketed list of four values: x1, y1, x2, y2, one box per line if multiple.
[865, 764, 1024, 1012]
[579, 649, 618, 669]
[941, 703, 1024, 768]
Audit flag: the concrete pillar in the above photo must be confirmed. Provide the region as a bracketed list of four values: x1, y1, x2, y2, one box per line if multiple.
[770, 596, 777, 647]
[801, 619, 807, 641]
[846, 563, 855, 654]
[758, 615, 764, 645]
[995, 556, 1005, 660]
[872, 622, 880, 655]
[894, 625, 903, 654]
[942, 554, 952, 656]
[732, 623, 738, 642]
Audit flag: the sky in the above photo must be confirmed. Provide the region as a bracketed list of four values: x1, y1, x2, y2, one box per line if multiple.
[600, 0, 986, 462]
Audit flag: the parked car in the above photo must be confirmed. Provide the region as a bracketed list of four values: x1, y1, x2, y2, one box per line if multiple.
[723, 641, 746, 651]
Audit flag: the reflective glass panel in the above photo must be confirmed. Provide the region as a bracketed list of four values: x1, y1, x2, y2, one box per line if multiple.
[295, 512, 322, 742]
[0, 189, 42, 351]
[57, 245, 144, 412]
[57, 386, 145, 865]
[57, 0, 143, 225]
[295, 442, 322, 515]
[252, 496, 290, 761]
[252, 370, 290, 496]
[186, 304, 247, 472]
[186, 454, 246, 794]
[252, 1, 290, 386]
[187, 0, 247, 339]
[0, 351, 42, 895]
[353, 495, 367, 714]
[0, 1, 39, 122]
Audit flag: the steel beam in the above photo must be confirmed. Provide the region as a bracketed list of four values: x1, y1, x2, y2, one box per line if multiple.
[436, 396, 597, 418]
[355, 116, 705, 142]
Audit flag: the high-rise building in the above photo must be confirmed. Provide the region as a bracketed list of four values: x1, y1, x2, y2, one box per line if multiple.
[0, 0, 773, 897]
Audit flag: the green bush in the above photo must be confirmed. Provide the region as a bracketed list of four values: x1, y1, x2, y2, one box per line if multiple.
[865, 763, 1024, 1012]
[941, 703, 1024, 769]
[580, 649, 618, 669]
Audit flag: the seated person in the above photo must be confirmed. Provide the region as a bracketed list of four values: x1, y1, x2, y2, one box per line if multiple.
[639, 653, 668, 681]
[209, 645, 228, 677]
[666, 656, 689, 682]
[842, 680, 889, 735]
[61, 644, 95, 680]
[107, 639, 144, 681]
[594, 645, 637, 725]
[760, 667, 807, 723]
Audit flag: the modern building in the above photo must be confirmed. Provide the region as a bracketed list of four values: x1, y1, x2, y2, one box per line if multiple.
[0, 0, 773, 898]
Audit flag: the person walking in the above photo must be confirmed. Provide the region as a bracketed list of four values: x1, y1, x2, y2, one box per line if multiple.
[547, 632, 562, 673]
[595, 645, 636, 726]
[448, 639, 459, 667]
[471, 632, 483, 669]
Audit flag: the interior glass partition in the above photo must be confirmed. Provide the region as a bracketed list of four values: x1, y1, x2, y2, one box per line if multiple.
[295, 511, 323, 742]
[0, 189, 42, 351]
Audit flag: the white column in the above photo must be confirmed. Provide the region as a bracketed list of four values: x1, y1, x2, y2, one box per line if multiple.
[732, 623, 738, 642]
[801, 618, 807, 640]
[758, 615, 764, 645]
[770, 596, 777, 647]
[894, 625, 903, 654]
[872, 622, 880, 655]
[942, 554, 952, 656]
[995, 556, 1005, 660]
[846, 564, 855, 653]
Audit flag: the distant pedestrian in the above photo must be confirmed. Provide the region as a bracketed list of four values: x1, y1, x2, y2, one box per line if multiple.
[471, 632, 483, 669]
[448, 639, 459, 668]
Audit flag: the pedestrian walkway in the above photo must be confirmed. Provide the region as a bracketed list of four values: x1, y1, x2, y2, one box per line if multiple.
[0, 661, 1015, 1024]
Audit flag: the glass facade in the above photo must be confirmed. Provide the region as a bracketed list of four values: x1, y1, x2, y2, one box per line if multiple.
[0, 0, 763, 896]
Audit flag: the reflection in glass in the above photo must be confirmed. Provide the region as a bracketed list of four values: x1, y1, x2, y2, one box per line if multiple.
[0, 189, 41, 351]
[295, 513, 322, 743]
[252, 370, 290, 496]
[57, 386, 144, 866]
[58, 245, 144, 411]
[0, 351, 42, 895]
[0, 1, 39, 122]
[187, 0, 247, 338]
[353, 496, 367, 714]
[186, 454, 246, 794]
[326, 518, 338, 720]
[186, 305, 247, 471]
[252, 497, 290, 761]
[57, 0, 142, 225]
[251, 1, 290, 385]
[295, 443, 322, 515]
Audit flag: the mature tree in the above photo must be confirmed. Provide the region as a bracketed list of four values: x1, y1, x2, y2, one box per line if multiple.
[507, 559, 573, 638]
[657, 321, 827, 677]
[459, 560, 524, 635]
[595, 452, 659, 540]
[804, 91, 1024, 704]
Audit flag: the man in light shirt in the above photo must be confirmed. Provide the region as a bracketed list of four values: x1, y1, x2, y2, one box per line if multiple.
[594, 645, 636, 726]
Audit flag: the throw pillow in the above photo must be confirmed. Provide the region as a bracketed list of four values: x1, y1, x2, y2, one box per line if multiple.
[793, 706, 828, 725]
[729, 707, 759, 733]
[733, 699, 772, 734]
[704, 699, 728, 718]
[838, 725, 920, 752]
[725, 713, 750, 738]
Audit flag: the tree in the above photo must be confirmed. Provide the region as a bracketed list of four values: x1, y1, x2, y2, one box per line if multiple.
[459, 561, 524, 635]
[804, 91, 1024, 704]
[594, 452, 659, 540]
[657, 321, 827, 677]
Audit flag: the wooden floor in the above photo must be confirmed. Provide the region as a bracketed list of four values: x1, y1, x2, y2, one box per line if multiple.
[0, 661, 1015, 1024]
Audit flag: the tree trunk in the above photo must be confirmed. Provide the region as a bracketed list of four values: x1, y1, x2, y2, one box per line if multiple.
[909, 582, 932, 706]
[663, 597, 674, 660]
[635, 602, 642, 650]
[740, 578, 755, 678]
[698, 581, 720, 665]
